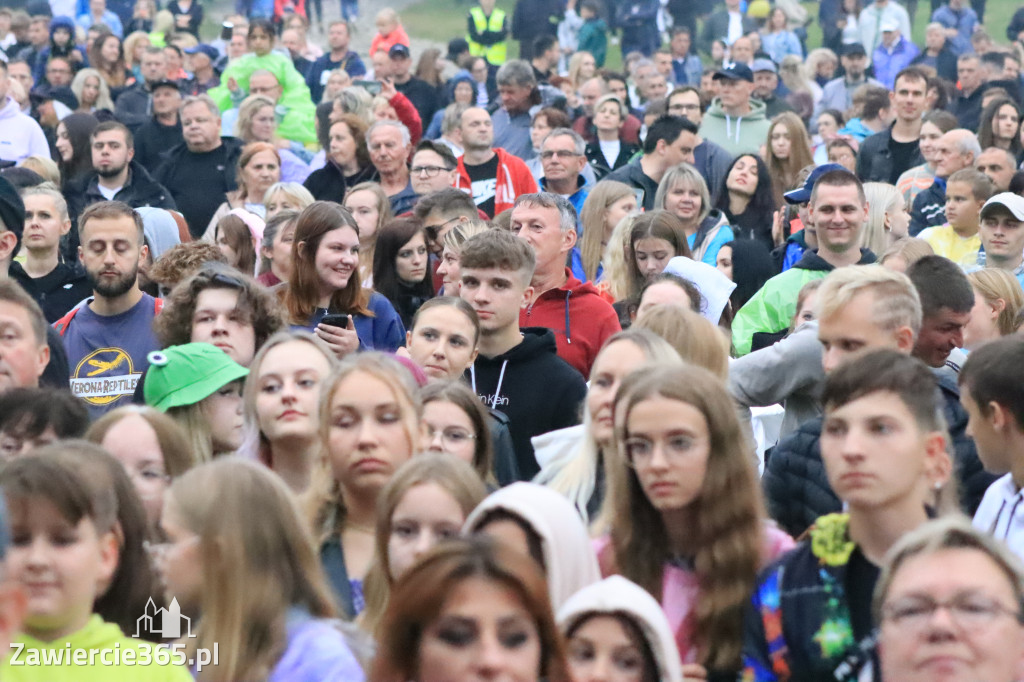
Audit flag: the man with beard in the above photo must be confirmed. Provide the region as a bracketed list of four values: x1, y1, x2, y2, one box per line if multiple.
[65, 121, 176, 247]
[54, 201, 162, 417]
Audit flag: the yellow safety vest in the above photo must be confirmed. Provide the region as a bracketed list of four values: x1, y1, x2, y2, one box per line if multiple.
[467, 6, 507, 66]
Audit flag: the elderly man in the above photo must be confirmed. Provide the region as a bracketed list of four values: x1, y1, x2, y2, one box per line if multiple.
[155, 95, 242, 237]
[873, 21, 920, 89]
[909, 129, 981, 235]
[911, 22, 958, 82]
[976, 147, 1016, 192]
[511, 192, 619, 377]
[453, 106, 537, 218]
[368, 119, 417, 215]
[492, 59, 538, 160]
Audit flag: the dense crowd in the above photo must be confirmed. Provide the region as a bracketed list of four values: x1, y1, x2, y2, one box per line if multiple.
[3, 0, 1024, 679]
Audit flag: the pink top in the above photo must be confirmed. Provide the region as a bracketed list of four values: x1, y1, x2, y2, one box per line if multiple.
[593, 524, 794, 663]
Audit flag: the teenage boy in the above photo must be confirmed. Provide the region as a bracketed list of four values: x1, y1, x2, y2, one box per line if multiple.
[961, 338, 1024, 561]
[458, 228, 587, 479]
[918, 167, 994, 267]
[744, 349, 953, 680]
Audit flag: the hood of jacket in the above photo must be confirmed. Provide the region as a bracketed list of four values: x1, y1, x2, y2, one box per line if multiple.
[792, 247, 877, 272]
[557, 576, 684, 682]
[477, 326, 559, 366]
[0, 96, 20, 120]
[463, 482, 601, 609]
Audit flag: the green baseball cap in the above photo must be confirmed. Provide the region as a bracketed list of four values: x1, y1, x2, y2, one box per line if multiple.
[144, 343, 249, 411]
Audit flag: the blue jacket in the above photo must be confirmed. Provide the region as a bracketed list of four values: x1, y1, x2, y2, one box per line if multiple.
[301, 292, 406, 353]
[872, 37, 920, 89]
[671, 53, 703, 86]
[931, 4, 977, 55]
[540, 176, 589, 231]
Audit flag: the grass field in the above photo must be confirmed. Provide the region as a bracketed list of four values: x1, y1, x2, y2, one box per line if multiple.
[399, 0, 1016, 72]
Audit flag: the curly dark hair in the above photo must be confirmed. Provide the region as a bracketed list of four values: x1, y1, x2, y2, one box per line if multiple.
[153, 261, 286, 352]
[148, 242, 227, 289]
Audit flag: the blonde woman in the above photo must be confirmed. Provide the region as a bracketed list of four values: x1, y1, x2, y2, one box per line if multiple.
[653, 163, 734, 266]
[862, 182, 911, 255]
[567, 50, 597, 91]
[311, 353, 422, 618]
[235, 94, 312, 184]
[70, 67, 114, 112]
[573, 180, 637, 283]
[964, 268, 1024, 350]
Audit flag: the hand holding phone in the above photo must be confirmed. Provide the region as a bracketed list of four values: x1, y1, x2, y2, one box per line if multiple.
[317, 314, 359, 358]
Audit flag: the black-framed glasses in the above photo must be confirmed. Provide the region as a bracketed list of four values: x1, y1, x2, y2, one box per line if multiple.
[424, 216, 461, 242]
[411, 165, 452, 177]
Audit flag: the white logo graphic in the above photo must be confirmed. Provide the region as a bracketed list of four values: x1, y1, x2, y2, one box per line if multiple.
[134, 597, 195, 639]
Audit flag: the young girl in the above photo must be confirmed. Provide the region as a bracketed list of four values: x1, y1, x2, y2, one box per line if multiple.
[404, 297, 480, 381]
[765, 113, 815, 209]
[359, 454, 488, 634]
[653, 164, 734, 267]
[214, 211, 261, 276]
[372, 218, 435, 329]
[574, 180, 636, 283]
[313, 353, 422, 617]
[161, 458, 365, 681]
[86, 406, 194, 536]
[558, 575, 684, 682]
[240, 330, 335, 492]
[143, 343, 249, 462]
[282, 201, 405, 356]
[464, 482, 602, 609]
[258, 210, 299, 287]
[0, 446, 191, 680]
[534, 329, 682, 523]
[714, 154, 777, 251]
[623, 211, 692, 303]
[343, 182, 393, 286]
[597, 364, 793, 679]
[419, 380, 501, 481]
[978, 97, 1022, 159]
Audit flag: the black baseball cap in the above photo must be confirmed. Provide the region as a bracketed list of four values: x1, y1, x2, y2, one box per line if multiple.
[150, 79, 182, 92]
[712, 63, 754, 83]
[389, 43, 411, 59]
[842, 43, 867, 57]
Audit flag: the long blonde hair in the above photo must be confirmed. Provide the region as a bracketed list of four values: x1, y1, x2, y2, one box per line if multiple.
[309, 353, 422, 540]
[601, 364, 764, 671]
[238, 330, 336, 466]
[863, 182, 905, 255]
[168, 459, 339, 681]
[599, 213, 638, 300]
[534, 329, 683, 523]
[578, 181, 634, 283]
[360, 454, 488, 634]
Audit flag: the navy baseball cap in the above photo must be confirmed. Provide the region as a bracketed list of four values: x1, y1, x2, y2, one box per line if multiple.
[185, 44, 219, 61]
[389, 43, 411, 59]
[783, 163, 851, 204]
[712, 63, 754, 83]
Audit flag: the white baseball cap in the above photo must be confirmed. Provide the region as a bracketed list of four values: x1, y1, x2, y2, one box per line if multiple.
[981, 192, 1024, 221]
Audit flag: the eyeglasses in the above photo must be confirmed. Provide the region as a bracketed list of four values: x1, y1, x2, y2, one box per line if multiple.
[882, 594, 1024, 631]
[424, 216, 461, 243]
[540, 150, 581, 160]
[411, 164, 452, 177]
[425, 424, 476, 449]
[622, 433, 706, 467]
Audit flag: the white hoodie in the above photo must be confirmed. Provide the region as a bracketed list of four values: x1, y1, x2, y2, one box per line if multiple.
[463, 482, 601, 609]
[558, 575, 685, 682]
[0, 96, 51, 164]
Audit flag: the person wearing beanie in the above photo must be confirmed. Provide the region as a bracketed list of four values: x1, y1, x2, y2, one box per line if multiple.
[144, 342, 248, 462]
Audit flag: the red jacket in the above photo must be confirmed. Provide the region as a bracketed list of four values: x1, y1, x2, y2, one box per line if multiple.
[454, 147, 538, 218]
[519, 268, 621, 377]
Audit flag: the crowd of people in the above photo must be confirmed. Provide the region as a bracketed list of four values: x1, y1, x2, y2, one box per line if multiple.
[3, 0, 1024, 679]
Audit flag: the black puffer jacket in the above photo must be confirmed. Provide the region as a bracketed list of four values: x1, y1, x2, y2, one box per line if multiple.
[764, 369, 997, 538]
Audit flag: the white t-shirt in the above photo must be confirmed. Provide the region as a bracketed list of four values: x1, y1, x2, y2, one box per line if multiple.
[599, 139, 621, 166]
[97, 184, 123, 200]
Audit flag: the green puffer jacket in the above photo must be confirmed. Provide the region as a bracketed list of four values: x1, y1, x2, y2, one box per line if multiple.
[732, 248, 876, 356]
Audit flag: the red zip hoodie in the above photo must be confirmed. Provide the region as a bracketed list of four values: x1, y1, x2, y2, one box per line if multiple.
[454, 147, 538, 218]
[520, 268, 621, 377]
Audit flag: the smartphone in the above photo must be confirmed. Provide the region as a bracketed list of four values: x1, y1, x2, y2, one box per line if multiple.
[353, 79, 382, 96]
[220, 22, 233, 41]
[321, 313, 350, 328]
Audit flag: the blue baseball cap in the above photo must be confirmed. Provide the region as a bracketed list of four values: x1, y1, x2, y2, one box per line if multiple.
[783, 163, 851, 204]
[185, 44, 219, 62]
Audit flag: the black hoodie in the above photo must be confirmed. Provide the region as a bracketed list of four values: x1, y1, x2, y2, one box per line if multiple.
[9, 260, 91, 323]
[466, 327, 587, 480]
